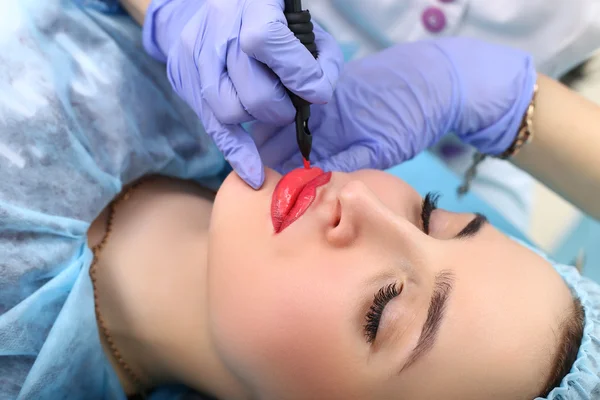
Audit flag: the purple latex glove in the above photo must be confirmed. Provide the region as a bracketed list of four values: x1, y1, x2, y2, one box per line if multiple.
[251, 37, 537, 174]
[143, 0, 344, 188]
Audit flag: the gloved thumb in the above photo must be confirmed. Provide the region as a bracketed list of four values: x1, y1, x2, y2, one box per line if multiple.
[206, 115, 265, 189]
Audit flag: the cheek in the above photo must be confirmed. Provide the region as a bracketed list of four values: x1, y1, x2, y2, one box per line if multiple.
[208, 254, 365, 397]
[350, 170, 421, 218]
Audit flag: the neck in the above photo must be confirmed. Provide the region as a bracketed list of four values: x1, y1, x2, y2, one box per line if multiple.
[90, 178, 248, 400]
[109, 231, 248, 400]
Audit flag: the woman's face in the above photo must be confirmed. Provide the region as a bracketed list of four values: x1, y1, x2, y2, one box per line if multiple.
[207, 168, 573, 400]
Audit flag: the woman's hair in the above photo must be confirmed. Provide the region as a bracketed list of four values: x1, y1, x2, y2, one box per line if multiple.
[538, 297, 585, 397]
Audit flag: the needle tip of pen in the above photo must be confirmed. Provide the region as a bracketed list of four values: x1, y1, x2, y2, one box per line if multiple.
[303, 157, 311, 169]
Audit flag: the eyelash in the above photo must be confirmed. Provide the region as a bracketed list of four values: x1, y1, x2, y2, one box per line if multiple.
[363, 192, 440, 344]
[421, 192, 440, 235]
[364, 283, 400, 344]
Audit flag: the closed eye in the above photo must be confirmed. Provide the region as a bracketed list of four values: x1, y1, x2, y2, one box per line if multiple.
[364, 282, 401, 344]
[455, 213, 488, 238]
[421, 192, 488, 238]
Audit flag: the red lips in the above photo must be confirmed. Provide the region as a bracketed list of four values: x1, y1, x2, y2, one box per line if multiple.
[271, 167, 332, 233]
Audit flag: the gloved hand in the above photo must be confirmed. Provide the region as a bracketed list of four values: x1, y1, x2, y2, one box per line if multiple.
[142, 0, 344, 188]
[251, 37, 537, 174]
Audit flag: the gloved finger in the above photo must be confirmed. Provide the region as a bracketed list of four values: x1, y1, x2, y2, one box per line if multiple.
[252, 121, 299, 169]
[197, 46, 254, 126]
[239, 0, 336, 104]
[227, 38, 296, 125]
[312, 21, 344, 91]
[202, 99, 265, 189]
[311, 145, 377, 173]
[280, 152, 306, 173]
[215, 124, 266, 189]
[247, 120, 281, 149]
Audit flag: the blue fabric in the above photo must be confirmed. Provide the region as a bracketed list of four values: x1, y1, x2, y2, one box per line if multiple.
[74, 0, 122, 13]
[0, 1, 224, 399]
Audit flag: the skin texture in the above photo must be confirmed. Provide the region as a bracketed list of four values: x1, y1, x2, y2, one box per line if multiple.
[513, 75, 600, 219]
[209, 168, 573, 400]
[89, 169, 574, 400]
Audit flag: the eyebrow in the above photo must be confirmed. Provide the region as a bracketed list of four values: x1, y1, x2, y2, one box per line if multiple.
[400, 270, 456, 372]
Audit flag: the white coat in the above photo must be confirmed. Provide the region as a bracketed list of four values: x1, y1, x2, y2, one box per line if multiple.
[305, 0, 600, 78]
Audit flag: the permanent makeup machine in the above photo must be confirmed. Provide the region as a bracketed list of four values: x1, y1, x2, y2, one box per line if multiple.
[284, 0, 316, 168]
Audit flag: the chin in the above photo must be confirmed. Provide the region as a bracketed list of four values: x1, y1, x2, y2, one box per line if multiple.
[210, 168, 280, 245]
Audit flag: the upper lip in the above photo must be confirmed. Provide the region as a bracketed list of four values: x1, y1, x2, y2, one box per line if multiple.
[271, 168, 331, 233]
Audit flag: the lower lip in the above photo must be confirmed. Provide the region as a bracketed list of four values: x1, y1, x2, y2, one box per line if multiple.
[271, 168, 332, 233]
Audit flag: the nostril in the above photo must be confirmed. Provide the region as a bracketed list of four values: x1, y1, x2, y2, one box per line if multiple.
[326, 198, 355, 247]
[332, 199, 342, 228]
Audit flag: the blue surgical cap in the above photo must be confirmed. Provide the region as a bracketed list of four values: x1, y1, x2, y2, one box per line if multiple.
[543, 262, 600, 399]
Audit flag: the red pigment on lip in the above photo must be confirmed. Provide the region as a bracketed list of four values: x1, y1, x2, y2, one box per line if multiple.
[303, 157, 311, 169]
[271, 167, 331, 233]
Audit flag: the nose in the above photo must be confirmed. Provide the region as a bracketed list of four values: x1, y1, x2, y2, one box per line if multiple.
[326, 180, 432, 259]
